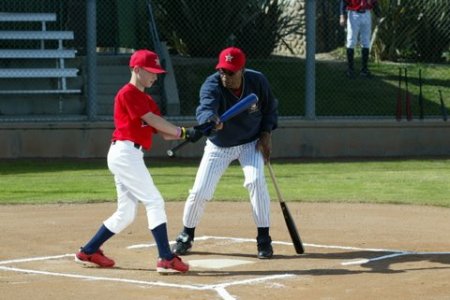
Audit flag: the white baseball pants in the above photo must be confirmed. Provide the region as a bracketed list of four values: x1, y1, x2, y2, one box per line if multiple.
[104, 140, 167, 233]
[346, 10, 372, 48]
[183, 139, 271, 228]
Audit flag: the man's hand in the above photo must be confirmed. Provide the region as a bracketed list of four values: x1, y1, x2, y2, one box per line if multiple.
[339, 15, 346, 27]
[195, 115, 223, 136]
[256, 132, 272, 163]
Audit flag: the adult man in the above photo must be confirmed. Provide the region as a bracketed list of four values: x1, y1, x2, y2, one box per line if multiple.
[340, 0, 381, 78]
[172, 47, 278, 259]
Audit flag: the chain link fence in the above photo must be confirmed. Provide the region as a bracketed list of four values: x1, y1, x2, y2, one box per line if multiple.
[0, 0, 449, 122]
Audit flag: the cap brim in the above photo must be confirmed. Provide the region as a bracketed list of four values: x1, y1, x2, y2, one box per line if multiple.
[215, 63, 241, 73]
[141, 66, 166, 74]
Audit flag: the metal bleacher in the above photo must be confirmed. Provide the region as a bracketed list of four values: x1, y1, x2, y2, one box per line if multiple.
[0, 12, 81, 94]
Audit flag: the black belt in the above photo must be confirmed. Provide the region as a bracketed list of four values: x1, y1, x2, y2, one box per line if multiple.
[111, 140, 142, 150]
[355, 9, 366, 13]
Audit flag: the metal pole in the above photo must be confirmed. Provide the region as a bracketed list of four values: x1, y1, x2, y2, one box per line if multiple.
[305, 0, 316, 120]
[86, 0, 97, 121]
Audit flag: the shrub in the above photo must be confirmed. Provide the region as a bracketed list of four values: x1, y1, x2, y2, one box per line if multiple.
[154, 0, 301, 58]
[373, 0, 450, 63]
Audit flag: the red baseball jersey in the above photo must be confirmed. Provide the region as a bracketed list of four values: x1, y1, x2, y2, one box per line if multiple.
[112, 83, 161, 150]
[343, 0, 377, 11]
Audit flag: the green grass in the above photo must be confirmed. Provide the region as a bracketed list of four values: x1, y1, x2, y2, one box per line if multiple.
[1, 159, 449, 207]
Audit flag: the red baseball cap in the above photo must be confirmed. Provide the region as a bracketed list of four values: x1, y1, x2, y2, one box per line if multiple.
[129, 49, 166, 74]
[215, 47, 246, 72]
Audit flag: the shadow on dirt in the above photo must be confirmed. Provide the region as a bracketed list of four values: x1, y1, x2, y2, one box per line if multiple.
[172, 250, 450, 277]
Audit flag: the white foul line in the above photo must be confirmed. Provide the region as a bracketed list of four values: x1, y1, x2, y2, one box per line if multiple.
[0, 265, 206, 290]
[127, 236, 450, 269]
[215, 287, 236, 300]
[2, 236, 449, 300]
[213, 274, 295, 289]
[0, 254, 74, 265]
[128, 235, 402, 253]
[341, 251, 450, 266]
[304, 242, 402, 253]
[341, 252, 407, 266]
[127, 236, 256, 249]
[0, 265, 296, 300]
[210, 274, 296, 300]
[0, 248, 297, 300]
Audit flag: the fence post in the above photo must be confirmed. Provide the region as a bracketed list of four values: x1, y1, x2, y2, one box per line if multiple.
[305, 0, 316, 120]
[86, 0, 97, 121]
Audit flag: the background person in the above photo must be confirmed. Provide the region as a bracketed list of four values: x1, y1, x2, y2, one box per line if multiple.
[340, 0, 381, 78]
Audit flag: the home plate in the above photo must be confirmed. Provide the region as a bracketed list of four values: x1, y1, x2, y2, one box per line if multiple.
[188, 259, 254, 269]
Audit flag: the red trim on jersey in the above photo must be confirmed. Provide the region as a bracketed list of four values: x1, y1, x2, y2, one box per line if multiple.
[231, 86, 242, 97]
[112, 83, 161, 150]
[344, 0, 376, 11]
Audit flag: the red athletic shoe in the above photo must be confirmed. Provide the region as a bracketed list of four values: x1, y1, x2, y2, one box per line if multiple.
[75, 248, 115, 268]
[156, 255, 189, 274]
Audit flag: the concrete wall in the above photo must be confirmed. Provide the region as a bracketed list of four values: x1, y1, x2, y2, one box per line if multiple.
[0, 119, 449, 159]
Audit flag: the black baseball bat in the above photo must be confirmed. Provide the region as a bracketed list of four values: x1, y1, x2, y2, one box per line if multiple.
[439, 90, 448, 122]
[166, 140, 190, 157]
[267, 162, 304, 254]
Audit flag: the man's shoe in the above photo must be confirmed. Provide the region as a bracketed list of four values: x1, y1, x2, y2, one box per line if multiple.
[172, 232, 193, 255]
[257, 236, 273, 259]
[156, 255, 189, 274]
[360, 68, 372, 78]
[345, 69, 355, 79]
[75, 248, 115, 268]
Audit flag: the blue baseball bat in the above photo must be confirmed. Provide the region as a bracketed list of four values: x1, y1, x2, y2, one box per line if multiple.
[219, 93, 258, 122]
[167, 93, 259, 157]
[190, 93, 258, 135]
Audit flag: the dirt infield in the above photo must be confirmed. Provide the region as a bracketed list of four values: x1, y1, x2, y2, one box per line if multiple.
[1, 202, 449, 300]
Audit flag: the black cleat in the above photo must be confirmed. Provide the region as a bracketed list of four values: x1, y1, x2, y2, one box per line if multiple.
[345, 69, 355, 79]
[257, 236, 273, 259]
[172, 232, 193, 255]
[360, 68, 372, 78]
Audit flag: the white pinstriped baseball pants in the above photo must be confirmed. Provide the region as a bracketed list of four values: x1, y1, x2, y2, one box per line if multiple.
[346, 10, 372, 48]
[104, 140, 167, 233]
[183, 139, 271, 228]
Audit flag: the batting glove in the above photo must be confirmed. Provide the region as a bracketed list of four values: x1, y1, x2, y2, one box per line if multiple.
[181, 127, 203, 143]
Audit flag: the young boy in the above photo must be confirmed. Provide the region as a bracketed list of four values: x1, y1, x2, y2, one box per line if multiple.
[75, 49, 199, 274]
